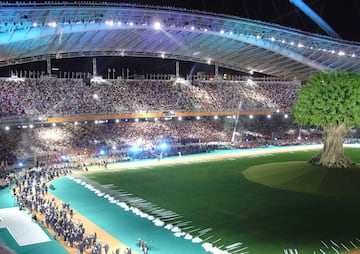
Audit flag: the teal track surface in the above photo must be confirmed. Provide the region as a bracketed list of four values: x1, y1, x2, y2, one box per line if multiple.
[49, 177, 207, 254]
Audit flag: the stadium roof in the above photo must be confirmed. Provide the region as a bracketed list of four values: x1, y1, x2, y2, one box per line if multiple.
[0, 2, 359, 81]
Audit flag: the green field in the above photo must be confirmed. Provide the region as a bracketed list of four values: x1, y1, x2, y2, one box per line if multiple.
[84, 147, 360, 254]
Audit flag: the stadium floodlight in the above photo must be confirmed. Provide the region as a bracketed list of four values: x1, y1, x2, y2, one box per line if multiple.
[153, 21, 161, 30]
[48, 21, 57, 27]
[105, 20, 114, 26]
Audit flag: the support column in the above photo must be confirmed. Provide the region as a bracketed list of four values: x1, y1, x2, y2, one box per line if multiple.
[92, 57, 97, 76]
[46, 56, 51, 75]
[215, 63, 219, 80]
[176, 61, 180, 78]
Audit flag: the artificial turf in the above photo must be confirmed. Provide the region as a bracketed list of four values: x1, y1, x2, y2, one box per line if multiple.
[84, 147, 360, 254]
[243, 161, 360, 196]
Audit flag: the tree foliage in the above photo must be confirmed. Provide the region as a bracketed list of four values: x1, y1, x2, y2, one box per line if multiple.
[293, 70, 360, 129]
[293, 70, 360, 168]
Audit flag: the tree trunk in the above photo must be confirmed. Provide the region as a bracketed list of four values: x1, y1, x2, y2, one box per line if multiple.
[310, 124, 354, 168]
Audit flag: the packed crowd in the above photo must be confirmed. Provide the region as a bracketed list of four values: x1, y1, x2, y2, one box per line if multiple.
[0, 76, 318, 168]
[0, 114, 328, 168]
[8, 165, 130, 254]
[1, 119, 231, 163]
[0, 78, 301, 118]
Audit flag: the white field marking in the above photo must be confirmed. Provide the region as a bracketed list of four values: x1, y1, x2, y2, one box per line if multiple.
[321, 240, 329, 249]
[226, 242, 242, 249]
[341, 243, 349, 251]
[198, 227, 213, 235]
[102, 184, 114, 188]
[211, 238, 221, 244]
[331, 246, 339, 254]
[330, 240, 339, 248]
[247, 153, 274, 158]
[176, 221, 192, 227]
[233, 246, 248, 253]
[202, 235, 214, 242]
[349, 240, 357, 248]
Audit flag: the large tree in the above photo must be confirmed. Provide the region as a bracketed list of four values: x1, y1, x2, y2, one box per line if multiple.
[292, 70, 360, 168]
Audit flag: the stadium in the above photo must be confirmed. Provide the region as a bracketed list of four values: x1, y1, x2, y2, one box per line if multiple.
[0, 1, 360, 254]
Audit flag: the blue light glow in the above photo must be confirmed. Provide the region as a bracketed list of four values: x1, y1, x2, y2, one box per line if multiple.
[159, 143, 168, 150]
[130, 145, 141, 153]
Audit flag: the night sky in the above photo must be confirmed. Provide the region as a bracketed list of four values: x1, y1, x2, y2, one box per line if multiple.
[1, 0, 359, 77]
[123, 0, 360, 41]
